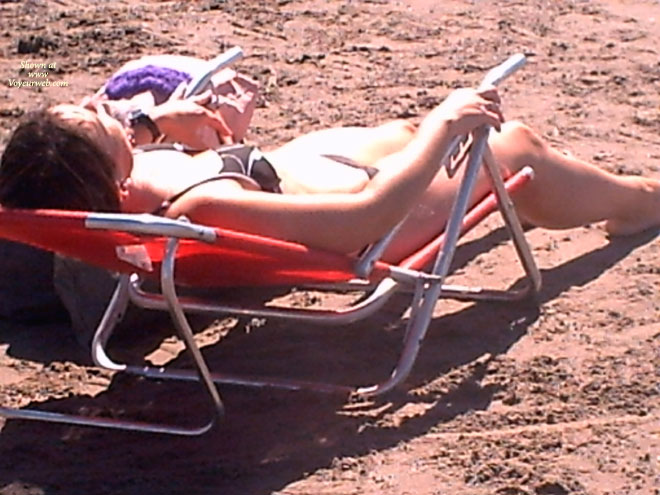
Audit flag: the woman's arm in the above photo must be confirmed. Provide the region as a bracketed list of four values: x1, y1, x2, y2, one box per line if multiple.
[167, 87, 503, 253]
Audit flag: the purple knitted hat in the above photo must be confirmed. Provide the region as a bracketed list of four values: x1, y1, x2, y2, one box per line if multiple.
[104, 65, 192, 104]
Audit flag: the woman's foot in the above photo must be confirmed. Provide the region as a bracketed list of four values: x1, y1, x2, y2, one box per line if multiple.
[604, 177, 660, 236]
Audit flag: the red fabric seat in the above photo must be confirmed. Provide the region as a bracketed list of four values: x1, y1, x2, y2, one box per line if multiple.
[0, 207, 391, 288]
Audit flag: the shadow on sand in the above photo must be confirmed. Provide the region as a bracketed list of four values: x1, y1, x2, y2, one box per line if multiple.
[0, 228, 655, 495]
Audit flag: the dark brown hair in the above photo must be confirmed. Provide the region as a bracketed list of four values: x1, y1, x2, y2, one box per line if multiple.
[0, 109, 120, 211]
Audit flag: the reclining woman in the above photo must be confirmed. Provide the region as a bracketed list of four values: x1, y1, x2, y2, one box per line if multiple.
[0, 85, 659, 263]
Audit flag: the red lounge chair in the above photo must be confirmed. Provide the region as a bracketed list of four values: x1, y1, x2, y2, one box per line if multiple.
[0, 55, 541, 436]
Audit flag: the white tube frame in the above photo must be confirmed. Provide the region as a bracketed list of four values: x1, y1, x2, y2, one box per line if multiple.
[0, 54, 541, 435]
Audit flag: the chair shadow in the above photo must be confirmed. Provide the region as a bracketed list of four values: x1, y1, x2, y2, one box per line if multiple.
[0, 228, 655, 495]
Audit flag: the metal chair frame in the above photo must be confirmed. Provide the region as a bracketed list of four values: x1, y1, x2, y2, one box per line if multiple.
[0, 54, 541, 435]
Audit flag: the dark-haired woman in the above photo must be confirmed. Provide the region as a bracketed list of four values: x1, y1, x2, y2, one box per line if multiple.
[1, 86, 658, 262]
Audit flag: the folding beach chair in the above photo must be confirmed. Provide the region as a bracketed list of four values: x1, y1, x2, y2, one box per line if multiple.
[0, 54, 541, 436]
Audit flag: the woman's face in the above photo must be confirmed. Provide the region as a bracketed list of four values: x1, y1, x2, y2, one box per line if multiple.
[49, 103, 134, 184]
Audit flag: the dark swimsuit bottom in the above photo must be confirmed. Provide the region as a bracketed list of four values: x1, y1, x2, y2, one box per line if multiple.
[138, 143, 379, 215]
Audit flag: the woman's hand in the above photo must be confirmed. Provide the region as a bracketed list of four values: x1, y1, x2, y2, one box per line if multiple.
[150, 91, 235, 147]
[437, 85, 504, 137]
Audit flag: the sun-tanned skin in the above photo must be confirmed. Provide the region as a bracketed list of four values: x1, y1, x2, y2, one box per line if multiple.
[20, 85, 660, 262]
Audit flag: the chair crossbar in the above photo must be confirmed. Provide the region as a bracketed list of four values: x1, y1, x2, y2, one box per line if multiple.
[86, 213, 218, 243]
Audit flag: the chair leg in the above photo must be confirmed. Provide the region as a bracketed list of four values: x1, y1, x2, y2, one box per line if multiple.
[483, 147, 542, 294]
[160, 237, 225, 420]
[0, 275, 217, 435]
[355, 127, 542, 396]
[0, 271, 225, 436]
[86, 239, 227, 435]
[352, 126, 490, 395]
[358, 55, 541, 395]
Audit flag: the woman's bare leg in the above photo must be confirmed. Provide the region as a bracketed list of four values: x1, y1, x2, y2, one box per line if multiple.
[384, 120, 660, 261]
[488, 121, 660, 235]
[272, 118, 658, 261]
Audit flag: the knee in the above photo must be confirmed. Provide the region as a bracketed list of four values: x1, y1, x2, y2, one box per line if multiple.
[497, 121, 547, 157]
[490, 120, 549, 171]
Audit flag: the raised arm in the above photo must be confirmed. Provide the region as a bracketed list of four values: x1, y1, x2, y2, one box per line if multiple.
[166, 87, 503, 253]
